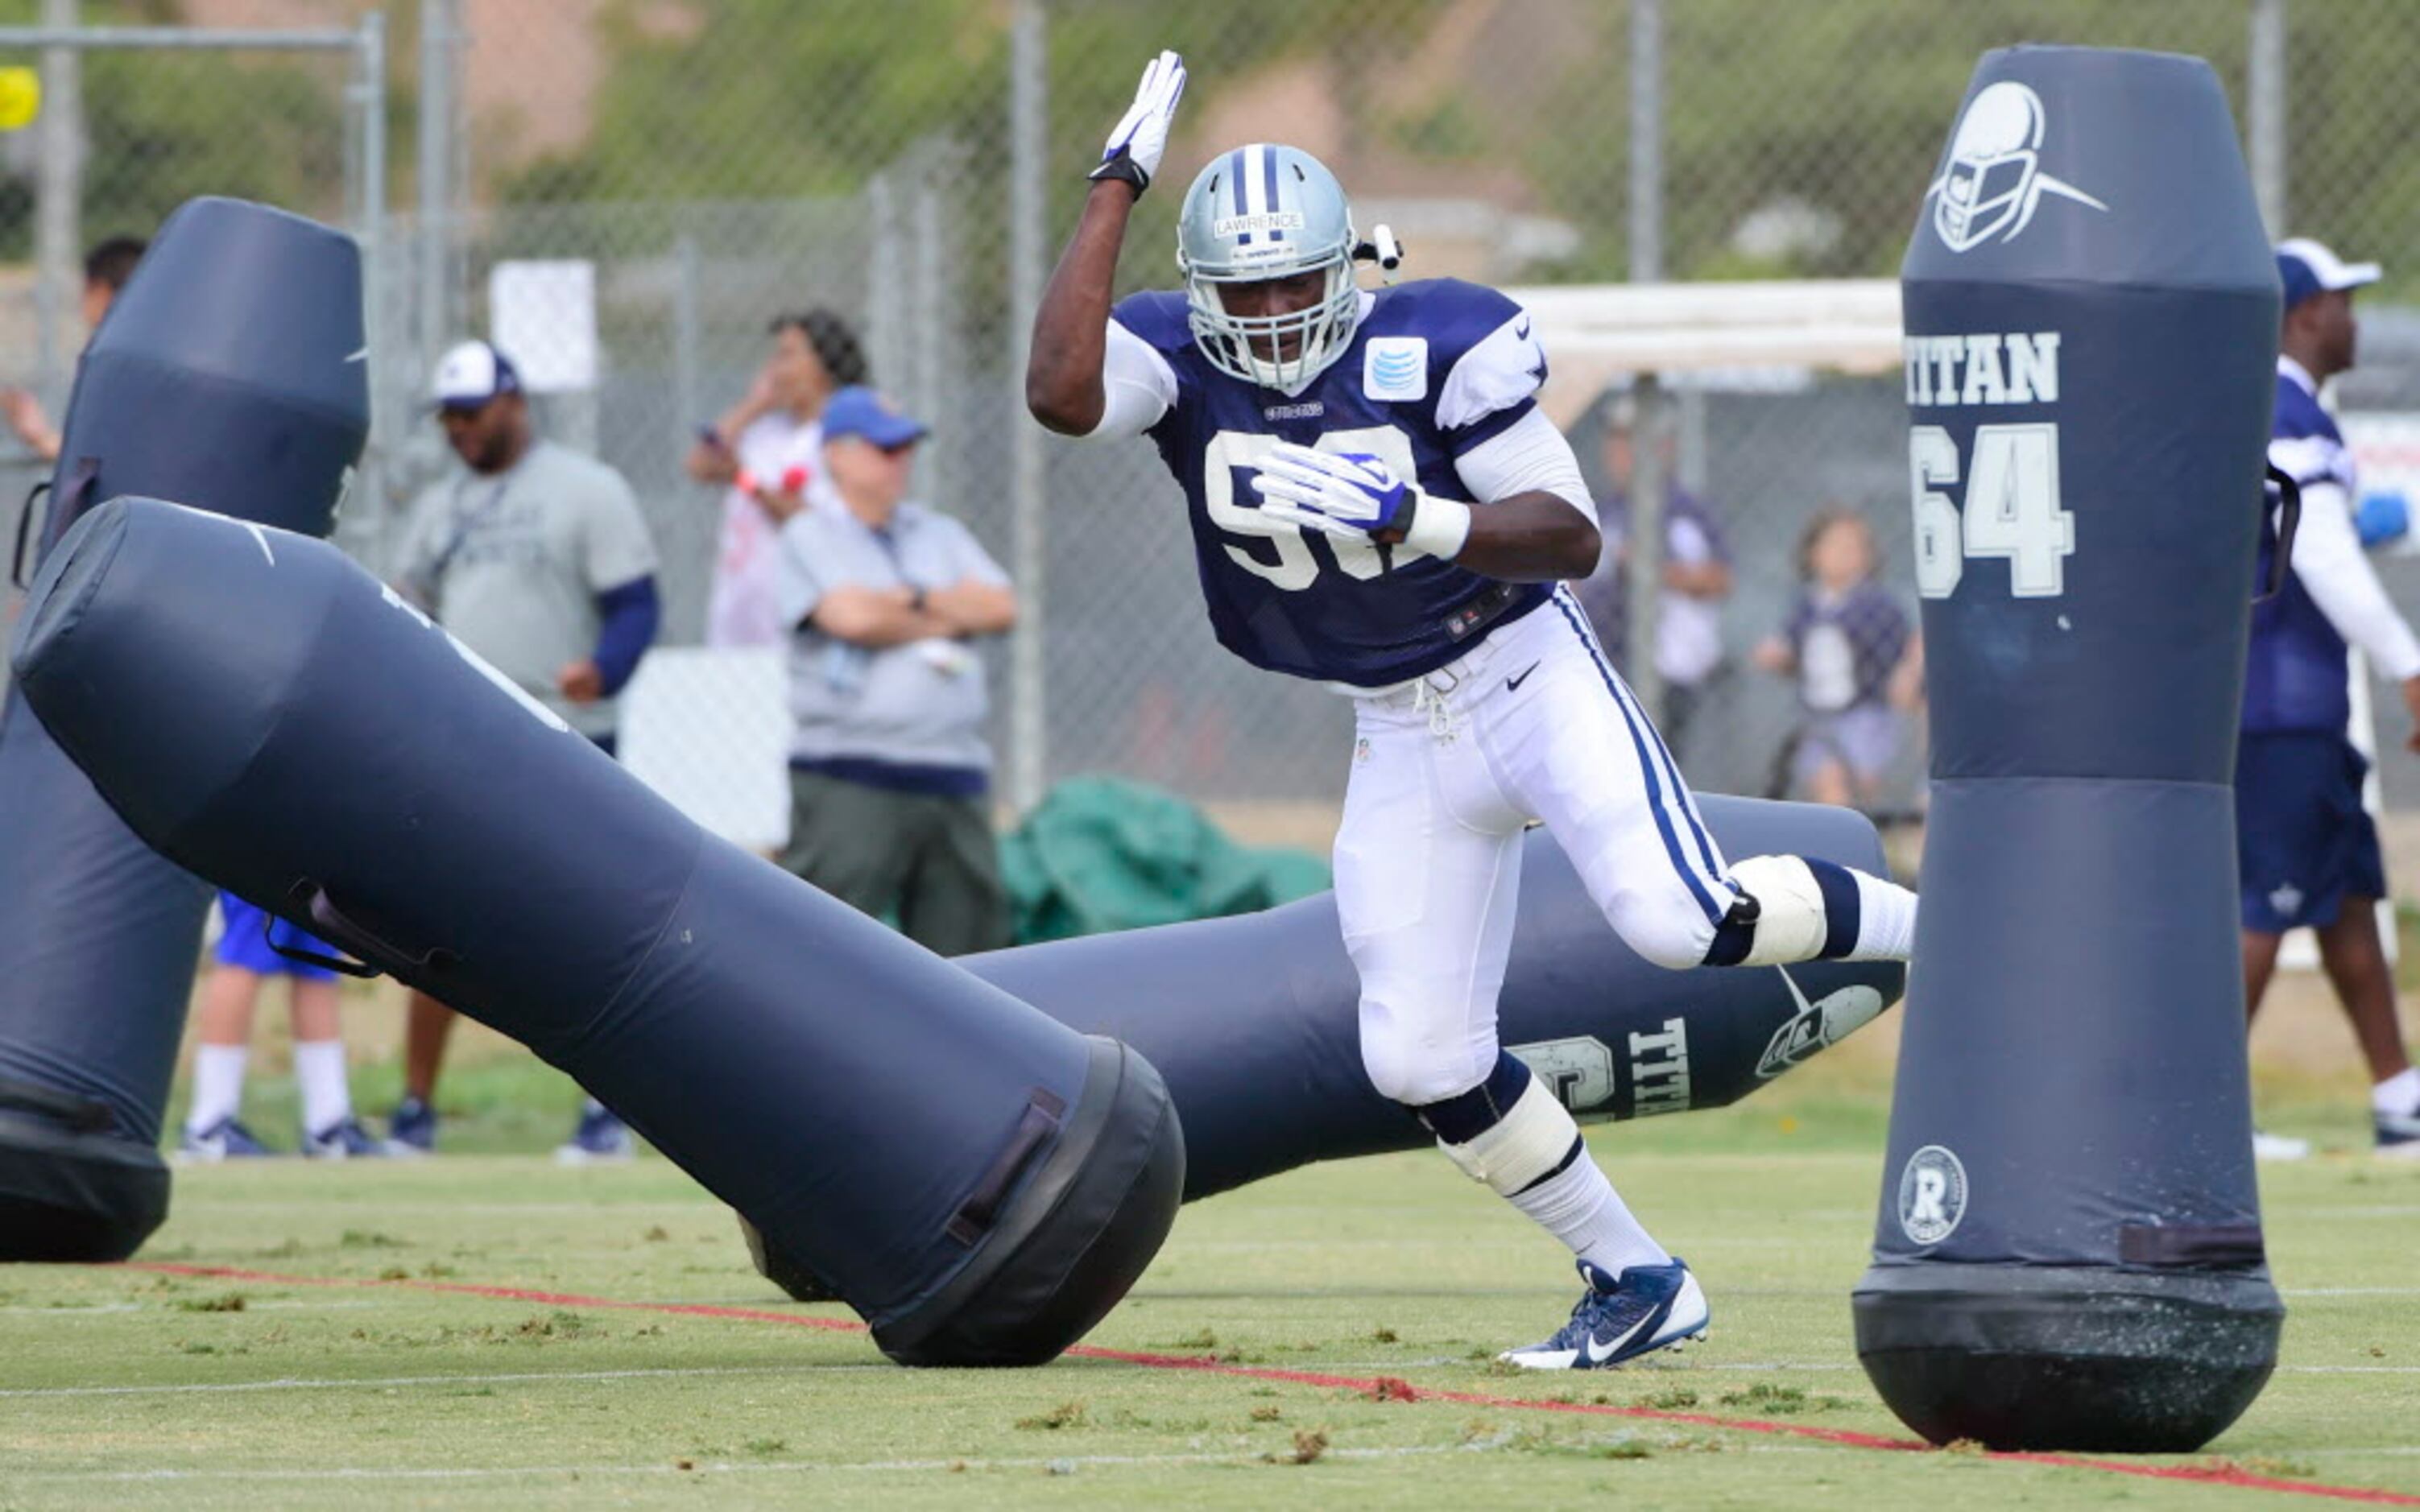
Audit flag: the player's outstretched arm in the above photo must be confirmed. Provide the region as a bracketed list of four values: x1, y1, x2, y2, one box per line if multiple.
[1027, 181, 1139, 436]
[1027, 51, 1185, 436]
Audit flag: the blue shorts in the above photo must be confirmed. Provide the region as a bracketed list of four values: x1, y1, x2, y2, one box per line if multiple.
[2236, 730, 2385, 933]
[213, 892, 342, 981]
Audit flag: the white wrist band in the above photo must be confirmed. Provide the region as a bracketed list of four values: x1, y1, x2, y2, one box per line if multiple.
[1404, 494, 1472, 559]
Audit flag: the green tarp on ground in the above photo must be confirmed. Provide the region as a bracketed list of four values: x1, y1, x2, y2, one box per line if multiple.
[999, 777, 1331, 944]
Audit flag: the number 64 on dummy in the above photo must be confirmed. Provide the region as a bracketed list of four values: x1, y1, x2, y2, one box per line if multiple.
[1905, 327, 2074, 600]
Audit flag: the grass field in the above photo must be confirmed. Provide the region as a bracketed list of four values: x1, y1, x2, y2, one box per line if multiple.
[4, 979, 2417, 1511]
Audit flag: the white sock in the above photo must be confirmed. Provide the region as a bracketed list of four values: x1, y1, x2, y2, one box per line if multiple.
[1505, 1144, 1672, 1277]
[294, 1039, 353, 1136]
[2375, 1067, 2420, 1117]
[186, 1044, 248, 1135]
[1848, 870, 1918, 960]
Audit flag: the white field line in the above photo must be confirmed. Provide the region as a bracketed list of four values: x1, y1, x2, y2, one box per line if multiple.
[13, 1353, 2414, 1404]
[2, 1446, 1488, 1483]
[2302, 1448, 2420, 1458]
[0, 1299, 380, 1315]
[6, 1438, 1840, 1485]
[0, 1355, 1498, 1401]
[0, 1365, 845, 1398]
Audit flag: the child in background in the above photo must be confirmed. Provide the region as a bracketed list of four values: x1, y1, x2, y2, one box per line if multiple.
[1754, 508, 1916, 813]
[179, 892, 386, 1160]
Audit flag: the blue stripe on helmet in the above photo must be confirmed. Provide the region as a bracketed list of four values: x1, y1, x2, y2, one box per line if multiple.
[1263, 146, 1284, 242]
[1230, 147, 1251, 245]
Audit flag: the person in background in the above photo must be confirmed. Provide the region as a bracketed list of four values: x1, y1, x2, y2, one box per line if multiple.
[387, 340, 662, 1163]
[689, 309, 870, 647]
[1570, 390, 1735, 758]
[2, 235, 147, 461]
[2238, 238, 2420, 1161]
[774, 386, 1016, 955]
[178, 892, 385, 1161]
[1753, 508, 1913, 813]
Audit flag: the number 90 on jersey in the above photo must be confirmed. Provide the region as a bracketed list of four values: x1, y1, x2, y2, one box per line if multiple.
[1908, 422, 2075, 600]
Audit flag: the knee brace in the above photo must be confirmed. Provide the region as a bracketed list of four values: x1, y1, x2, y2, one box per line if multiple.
[1411, 1052, 1584, 1197]
[1703, 854, 1861, 968]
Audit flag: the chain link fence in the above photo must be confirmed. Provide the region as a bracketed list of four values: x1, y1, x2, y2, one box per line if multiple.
[7, 0, 2419, 855]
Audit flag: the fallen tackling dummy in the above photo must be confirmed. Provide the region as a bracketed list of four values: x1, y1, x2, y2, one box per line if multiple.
[10, 498, 1183, 1367]
[731, 805, 1902, 1303]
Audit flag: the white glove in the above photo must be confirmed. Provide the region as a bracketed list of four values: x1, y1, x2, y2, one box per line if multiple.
[1251, 441, 1472, 559]
[1091, 51, 1186, 195]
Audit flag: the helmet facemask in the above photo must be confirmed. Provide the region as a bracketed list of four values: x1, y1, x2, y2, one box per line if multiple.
[1181, 256, 1359, 393]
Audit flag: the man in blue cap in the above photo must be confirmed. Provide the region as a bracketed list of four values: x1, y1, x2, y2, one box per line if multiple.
[772, 386, 1020, 954]
[2240, 238, 2420, 1159]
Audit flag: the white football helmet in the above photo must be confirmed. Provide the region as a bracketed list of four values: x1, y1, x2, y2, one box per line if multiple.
[1934, 81, 2046, 251]
[1176, 144, 1361, 391]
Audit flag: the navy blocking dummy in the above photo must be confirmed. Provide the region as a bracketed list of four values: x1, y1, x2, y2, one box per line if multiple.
[0, 198, 366, 1261]
[1852, 48, 2285, 1452]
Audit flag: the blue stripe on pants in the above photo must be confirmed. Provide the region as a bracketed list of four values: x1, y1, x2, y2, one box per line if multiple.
[1552, 590, 1731, 902]
[1549, 594, 1725, 924]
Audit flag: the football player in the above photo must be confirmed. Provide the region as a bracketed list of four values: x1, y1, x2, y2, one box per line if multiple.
[2240, 238, 2420, 1160]
[1026, 52, 1919, 1368]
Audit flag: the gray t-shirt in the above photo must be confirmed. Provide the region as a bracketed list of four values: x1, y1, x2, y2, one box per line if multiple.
[399, 439, 658, 739]
[774, 499, 1010, 775]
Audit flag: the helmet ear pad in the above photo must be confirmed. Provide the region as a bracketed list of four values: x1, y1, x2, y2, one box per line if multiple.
[1176, 144, 1363, 390]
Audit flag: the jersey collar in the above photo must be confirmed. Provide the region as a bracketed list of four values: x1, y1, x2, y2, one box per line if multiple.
[2277, 353, 2318, 398]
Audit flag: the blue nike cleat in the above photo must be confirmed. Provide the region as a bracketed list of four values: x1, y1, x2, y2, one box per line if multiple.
[178, 1117, 273, 1163]
[1500, 1258, 1709, 1370]
[2379, 1105, 2420, 1160]
[303, 1116, 390, 1160]
[554, 1101, 634, 1165]
[383, 1095, 436, 1156]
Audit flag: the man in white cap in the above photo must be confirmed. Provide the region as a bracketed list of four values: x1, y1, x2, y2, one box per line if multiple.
[2239, 238, 2420, 1159]
[389, 339, 664, 1163]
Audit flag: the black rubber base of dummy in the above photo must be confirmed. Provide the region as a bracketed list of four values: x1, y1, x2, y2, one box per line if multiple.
[1853, 1262, 2282, 1451]
[756, 1035, 1184, 1366]
[0, 1110, 169, 1261]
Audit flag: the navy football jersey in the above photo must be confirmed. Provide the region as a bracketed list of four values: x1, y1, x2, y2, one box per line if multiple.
[2246, 367, 2359, 733]
[1110, 279, 1555, 687]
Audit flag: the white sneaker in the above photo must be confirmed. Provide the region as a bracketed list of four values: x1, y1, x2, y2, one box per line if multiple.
[2252, 1129, 2311, 1162]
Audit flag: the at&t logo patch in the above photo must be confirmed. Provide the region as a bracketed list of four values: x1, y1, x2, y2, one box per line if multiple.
[1363, 337, 1426, 402]
[1897, 1144, 1968, 1246]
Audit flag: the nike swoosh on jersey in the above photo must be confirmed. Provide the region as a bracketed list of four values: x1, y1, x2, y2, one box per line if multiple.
[1507, 660, 1541, 692]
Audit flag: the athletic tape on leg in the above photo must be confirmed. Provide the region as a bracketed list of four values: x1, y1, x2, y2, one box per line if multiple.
[1435, 1076, 1584, 1196]
[1723, 855, 1843, 968]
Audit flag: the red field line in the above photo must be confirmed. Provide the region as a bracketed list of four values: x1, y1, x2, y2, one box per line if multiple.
[125, 1262, 2420, 1506]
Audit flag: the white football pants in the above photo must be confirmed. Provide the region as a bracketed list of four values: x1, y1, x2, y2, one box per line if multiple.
[1338, 586, 1739, 1106]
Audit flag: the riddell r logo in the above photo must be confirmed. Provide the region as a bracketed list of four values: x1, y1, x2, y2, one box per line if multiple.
[1897, 1144, 1968, 1246]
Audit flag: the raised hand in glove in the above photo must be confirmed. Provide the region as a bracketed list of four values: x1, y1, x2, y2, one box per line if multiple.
[1090, 50, 1186, 196]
